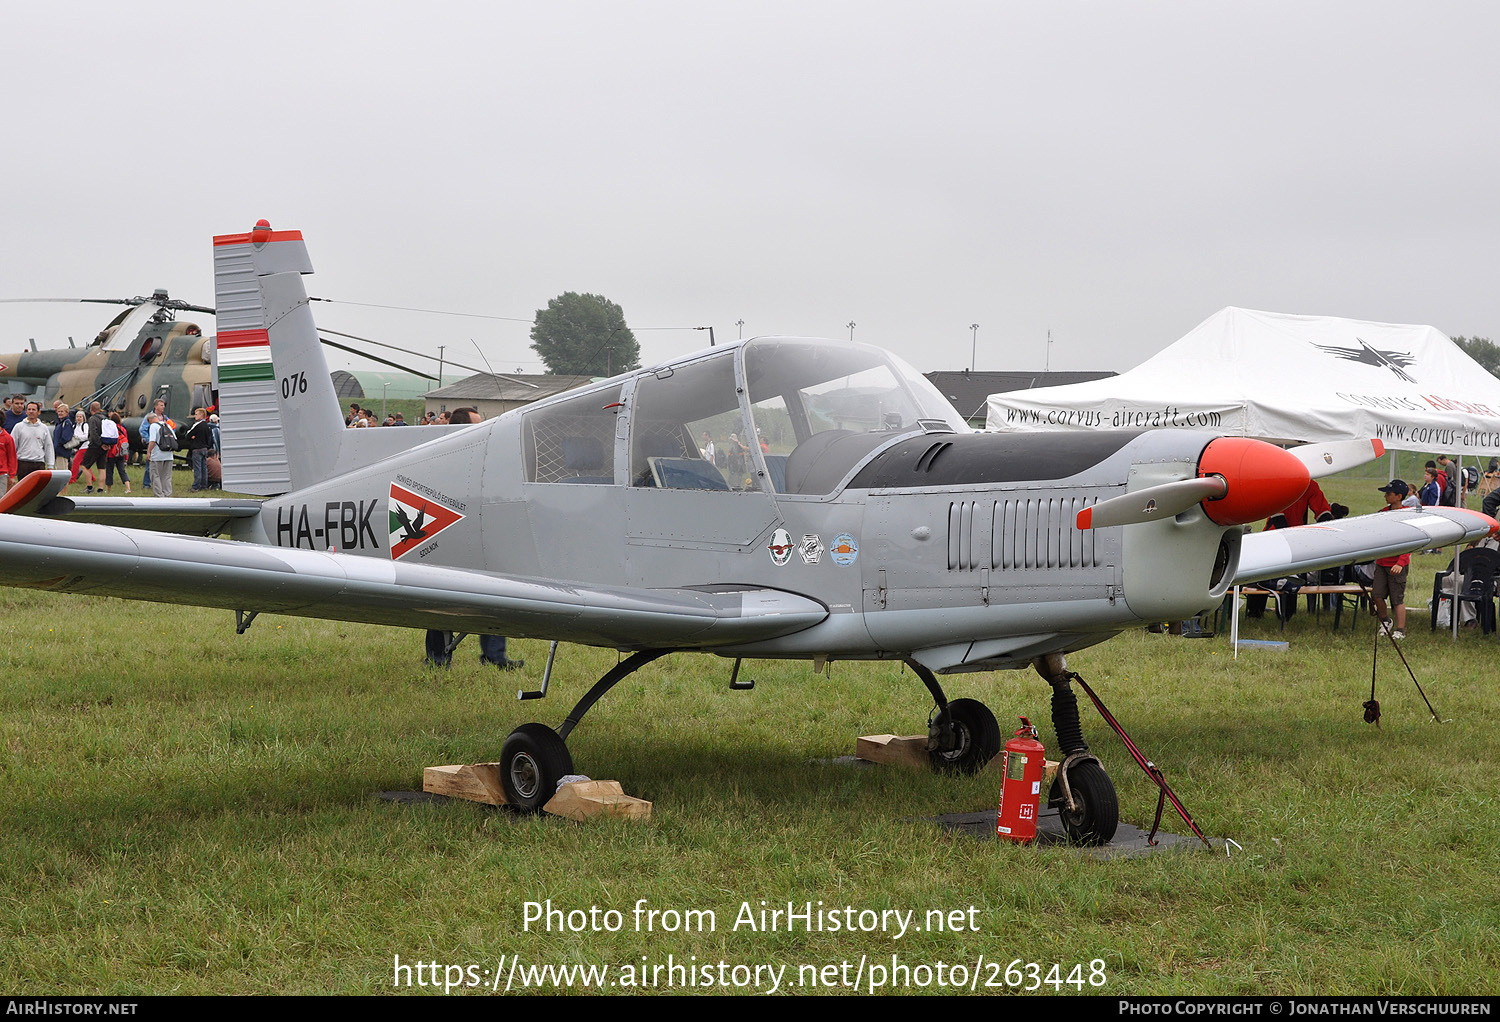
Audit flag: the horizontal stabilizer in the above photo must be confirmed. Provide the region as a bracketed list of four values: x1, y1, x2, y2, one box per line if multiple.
[0, 470, 70, 515]
[0, 515, 827, 649]
[1236, 507, 1496, 584]
[1, 471, 262, 537]
[37, 495, 263, 537]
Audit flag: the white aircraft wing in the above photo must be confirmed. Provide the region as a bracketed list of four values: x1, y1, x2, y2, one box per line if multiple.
[1235, 507, 1494, 584]
[0, 515, 827, 650]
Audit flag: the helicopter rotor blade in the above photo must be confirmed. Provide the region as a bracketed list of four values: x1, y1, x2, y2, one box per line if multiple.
[317, 328, 497, 379]
[0, 295, 214, 314]
[317, 337, 437, 380]
[101, 302, 164, 352]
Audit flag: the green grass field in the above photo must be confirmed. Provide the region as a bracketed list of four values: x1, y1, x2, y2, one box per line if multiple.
[1, 460, 1497, 995]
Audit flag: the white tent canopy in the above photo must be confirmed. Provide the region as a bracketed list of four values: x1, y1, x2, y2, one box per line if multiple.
[986, 307, 1500, 457]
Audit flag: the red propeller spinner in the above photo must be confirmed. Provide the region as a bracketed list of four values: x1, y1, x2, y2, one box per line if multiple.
[1195, 437, 1312, 527]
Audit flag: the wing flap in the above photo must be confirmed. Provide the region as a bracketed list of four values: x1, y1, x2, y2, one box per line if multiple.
[1235, 507, 1496, 583]
[0, 515, 827, 649]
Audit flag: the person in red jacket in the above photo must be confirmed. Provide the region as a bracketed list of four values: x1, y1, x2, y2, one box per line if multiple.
[1264, 480, 1334, 530]
[0, 424, 15, 495]
[1373, 481, 1411, 639]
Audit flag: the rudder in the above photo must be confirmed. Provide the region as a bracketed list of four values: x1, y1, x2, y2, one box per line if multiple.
[213, 221, 345, 495]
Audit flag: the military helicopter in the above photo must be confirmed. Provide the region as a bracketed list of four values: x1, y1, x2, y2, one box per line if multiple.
[0, 291, 428, 430]
[0, 291, 219, 426]
[0, 222, 1492, 845]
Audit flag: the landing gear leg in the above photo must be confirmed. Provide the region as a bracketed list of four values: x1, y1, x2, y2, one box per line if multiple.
[1034, 654, 1118, 845]
[905, 659, 1001, 774]
[499, 649, 670, 813]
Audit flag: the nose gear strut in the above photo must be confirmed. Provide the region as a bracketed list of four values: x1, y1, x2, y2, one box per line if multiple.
[1034, 655, 1209, 847]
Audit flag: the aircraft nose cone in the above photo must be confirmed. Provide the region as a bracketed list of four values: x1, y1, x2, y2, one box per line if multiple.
[1197, 437, 1311, 527]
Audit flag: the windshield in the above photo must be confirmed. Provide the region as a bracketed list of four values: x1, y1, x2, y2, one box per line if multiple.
[742, 338, 967, 494]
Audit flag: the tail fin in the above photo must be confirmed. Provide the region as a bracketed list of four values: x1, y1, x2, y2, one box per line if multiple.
[213, 221, 344, 495]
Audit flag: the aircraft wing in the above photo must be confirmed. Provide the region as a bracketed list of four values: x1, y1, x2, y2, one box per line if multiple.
[0, 514, 827, 649]
[1235, 507, 1495, 584]
[0, 471, 261, 537]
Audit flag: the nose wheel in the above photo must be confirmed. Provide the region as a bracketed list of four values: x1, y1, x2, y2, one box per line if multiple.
[1049, 758, 1118, 846]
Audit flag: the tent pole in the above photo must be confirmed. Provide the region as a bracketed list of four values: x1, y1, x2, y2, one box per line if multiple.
[1452, 455, 1462, 639]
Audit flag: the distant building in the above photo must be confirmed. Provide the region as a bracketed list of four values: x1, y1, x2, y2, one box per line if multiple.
[424, 372, 595, 420]
[925, 369, 1116, 428]
[346, 371, 436, 401]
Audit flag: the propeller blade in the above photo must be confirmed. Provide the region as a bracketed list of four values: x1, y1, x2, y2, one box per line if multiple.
[1286, 439, 1385, 478]
[1077, 476, 1228, 529]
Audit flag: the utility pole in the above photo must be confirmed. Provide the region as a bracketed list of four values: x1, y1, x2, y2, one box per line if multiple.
[970, 323, 979, 371]
[437, 344, 445, 389]
[847, 321, 856, 343]
[736, 319, 745, 339]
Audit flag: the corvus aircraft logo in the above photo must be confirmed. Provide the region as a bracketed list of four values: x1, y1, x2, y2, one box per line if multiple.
[1314, 337, 1417, 383]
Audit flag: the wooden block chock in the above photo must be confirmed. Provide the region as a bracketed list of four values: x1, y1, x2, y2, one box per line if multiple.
[544, 779, 652, 822]
[855, 734, 933, 769]
[422, 765, 652, 821]
[423, 763, 507, 805]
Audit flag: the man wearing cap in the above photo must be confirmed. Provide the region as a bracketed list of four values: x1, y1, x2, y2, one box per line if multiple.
[1373, 481, 1414, 639]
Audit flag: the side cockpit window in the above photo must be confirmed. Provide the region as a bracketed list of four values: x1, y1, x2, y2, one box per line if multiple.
[524, 385, 622, 483]
[629, 352, 751, 490]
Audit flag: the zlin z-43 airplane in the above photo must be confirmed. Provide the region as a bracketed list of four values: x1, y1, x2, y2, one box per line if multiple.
[1, 223, 1492, 843]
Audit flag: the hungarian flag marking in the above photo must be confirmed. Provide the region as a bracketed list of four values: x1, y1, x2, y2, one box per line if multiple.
[388, 482, 464, 560]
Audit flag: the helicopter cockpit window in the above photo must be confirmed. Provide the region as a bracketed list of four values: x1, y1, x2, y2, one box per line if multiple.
[629, 352, 749, 490]
[524, 384, 623, 484]
[743, 338, 967, 494]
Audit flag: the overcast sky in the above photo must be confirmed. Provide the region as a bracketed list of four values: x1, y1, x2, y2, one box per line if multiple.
[3, 1, 1496, 381]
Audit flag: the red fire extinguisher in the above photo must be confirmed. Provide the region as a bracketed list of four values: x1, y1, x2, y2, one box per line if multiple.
[997, 717, 1045, 844]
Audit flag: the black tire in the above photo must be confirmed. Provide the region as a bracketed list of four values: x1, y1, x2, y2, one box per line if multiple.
[1049, 760, 1119, 846]
[927, 698, 1002, 775]
[500, 723, 574, 812]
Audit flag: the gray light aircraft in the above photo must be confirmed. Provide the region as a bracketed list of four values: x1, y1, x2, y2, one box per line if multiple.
[0, 222, 1493, 843]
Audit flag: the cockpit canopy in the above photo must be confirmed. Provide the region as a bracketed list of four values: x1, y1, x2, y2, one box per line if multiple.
[524, 337, 968, 494]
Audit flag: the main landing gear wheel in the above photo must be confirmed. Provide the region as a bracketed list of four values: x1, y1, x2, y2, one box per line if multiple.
[1050, 760, 1119, 846]
[500, 723, 574, 813]
[928, 698, 1002, 775]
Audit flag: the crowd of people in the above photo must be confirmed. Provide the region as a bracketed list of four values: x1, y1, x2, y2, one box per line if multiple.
[1246, 454, 1497, 641]
[345, 403, 458, 428]
[0, 397, 223, 499]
